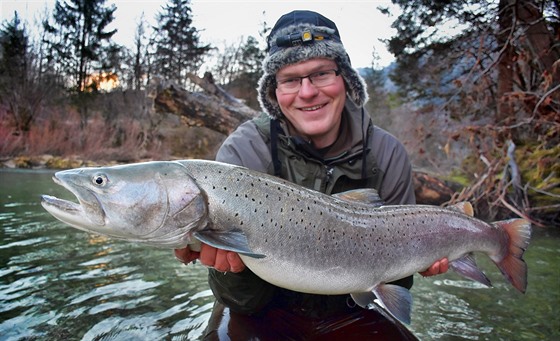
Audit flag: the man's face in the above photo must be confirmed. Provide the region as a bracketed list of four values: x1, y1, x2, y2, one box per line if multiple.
[275, 58, 346, 149]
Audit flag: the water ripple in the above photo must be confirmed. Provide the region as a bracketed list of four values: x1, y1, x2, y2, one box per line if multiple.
[67, 279, 162, 306]
[0, 237, 50, 250]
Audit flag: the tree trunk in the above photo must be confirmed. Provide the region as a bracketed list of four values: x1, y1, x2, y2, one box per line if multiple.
[497, 0, 515, 122]
[517, 0, 560, 74]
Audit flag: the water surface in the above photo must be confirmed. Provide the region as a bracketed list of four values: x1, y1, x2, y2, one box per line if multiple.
[0, 169, 558, 340]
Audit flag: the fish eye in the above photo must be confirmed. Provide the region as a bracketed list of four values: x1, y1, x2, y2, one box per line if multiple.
[92, 174, 108, 186]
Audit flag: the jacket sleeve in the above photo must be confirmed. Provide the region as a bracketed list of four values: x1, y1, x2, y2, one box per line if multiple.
[370, 126, 416, 205]
[208, 119, 278, 315]
[207, 268, 276, 315]
[215, 120, 272, 173]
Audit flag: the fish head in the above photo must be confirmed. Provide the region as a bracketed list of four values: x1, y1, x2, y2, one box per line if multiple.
[41, 161, 208, 248]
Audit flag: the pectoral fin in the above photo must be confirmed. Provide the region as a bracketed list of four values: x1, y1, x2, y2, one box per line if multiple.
[194, 229, 266, 259]
[351, 283, 413, 324]
[450, 253, 492, 287]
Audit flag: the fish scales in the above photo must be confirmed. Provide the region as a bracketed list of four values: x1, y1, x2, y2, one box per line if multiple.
[178, 160, 510, 294]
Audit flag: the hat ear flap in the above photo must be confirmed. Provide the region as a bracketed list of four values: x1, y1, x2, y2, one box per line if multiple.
[337, 56, 369, 107]
[258, 74, 283, 119]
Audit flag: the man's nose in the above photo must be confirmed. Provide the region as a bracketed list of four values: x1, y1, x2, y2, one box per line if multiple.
[298, 77, 319, 97]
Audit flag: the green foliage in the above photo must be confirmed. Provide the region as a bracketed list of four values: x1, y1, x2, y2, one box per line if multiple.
[216, 35, 266, 109]
[151, 0, 211, 86]
[42, 0, 118, 93]
[0, 12, 56, 133]
[0, 12, 28, 80]
[385, 0, 559, 224]
[386, 0, 558, 115]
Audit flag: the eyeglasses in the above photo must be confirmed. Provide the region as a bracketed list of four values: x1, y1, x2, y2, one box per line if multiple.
[276, 69, 341, 94]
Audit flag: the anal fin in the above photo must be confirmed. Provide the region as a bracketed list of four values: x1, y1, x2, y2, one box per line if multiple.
[450, 253, 492, 287]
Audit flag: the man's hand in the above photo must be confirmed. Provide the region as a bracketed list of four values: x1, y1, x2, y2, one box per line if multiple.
[419, 258, 449, 277]
[174, 244, 246, 273]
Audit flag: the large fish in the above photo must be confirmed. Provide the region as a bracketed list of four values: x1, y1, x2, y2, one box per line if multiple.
[40, 160, 531, 324]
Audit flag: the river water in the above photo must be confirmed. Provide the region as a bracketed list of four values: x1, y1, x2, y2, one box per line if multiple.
[0, 169, 558, 340]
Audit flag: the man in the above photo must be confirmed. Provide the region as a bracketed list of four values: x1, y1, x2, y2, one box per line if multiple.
[175, 10, 448, 339]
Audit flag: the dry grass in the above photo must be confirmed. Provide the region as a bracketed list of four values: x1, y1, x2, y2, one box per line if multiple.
[0, 106, 166, 162]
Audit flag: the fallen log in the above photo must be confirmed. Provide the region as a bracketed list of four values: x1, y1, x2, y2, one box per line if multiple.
[148, 73, 258, 135]
[413, 171, 458, 206]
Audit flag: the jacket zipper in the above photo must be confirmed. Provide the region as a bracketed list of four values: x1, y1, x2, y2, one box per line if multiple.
[324, 166, 334, 192]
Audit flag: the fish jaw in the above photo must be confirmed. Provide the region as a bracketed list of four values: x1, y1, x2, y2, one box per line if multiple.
[41, 171, 108, 234]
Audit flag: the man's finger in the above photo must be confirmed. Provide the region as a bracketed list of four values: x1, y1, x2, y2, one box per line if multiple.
[228, 252, 246, 273]
[213, 249, 231, 272]
[199, 243, 218, 267]
[174, 247, 199, 264]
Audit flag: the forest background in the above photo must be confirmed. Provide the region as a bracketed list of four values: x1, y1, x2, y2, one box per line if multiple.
[0, 0, 558, 226]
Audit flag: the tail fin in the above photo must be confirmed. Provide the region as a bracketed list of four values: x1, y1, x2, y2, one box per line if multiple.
[494, 218, 531, 293]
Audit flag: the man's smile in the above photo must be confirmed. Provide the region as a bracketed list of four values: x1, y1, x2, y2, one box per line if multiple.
[300, 103, 327, 111]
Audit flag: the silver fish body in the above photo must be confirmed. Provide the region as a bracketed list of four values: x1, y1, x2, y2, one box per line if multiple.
[41, 160, 531, 324]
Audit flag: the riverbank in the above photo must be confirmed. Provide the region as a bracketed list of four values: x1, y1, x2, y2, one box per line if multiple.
[0, 154, 125, 169]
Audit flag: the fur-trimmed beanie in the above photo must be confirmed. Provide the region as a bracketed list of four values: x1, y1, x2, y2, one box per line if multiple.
[258, 10, 368, 119]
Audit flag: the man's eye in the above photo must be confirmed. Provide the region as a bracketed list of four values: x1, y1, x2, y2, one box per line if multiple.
[312, 71, 331, 79]
[280, 78, 299, 85]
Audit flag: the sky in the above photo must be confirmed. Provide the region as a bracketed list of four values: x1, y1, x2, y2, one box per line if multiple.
[1, 0, 400, 69]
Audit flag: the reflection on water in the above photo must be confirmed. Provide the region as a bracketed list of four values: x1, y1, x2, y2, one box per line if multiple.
[1, 169, 559, 340]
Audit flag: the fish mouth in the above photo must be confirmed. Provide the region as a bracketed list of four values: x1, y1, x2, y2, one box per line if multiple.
[41, 173, 106, 232]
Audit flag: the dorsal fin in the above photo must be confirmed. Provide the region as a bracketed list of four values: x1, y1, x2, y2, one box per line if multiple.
[448, 202, 474, 216]
[332, 188, 384, 207]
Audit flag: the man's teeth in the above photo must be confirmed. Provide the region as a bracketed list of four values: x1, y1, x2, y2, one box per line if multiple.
[302, 104, 323, 111]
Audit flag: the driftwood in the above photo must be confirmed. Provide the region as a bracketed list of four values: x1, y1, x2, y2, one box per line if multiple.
[413, 171, 457, 205]
[148, 73, 258, 135]
[149, 75, 456, 206]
